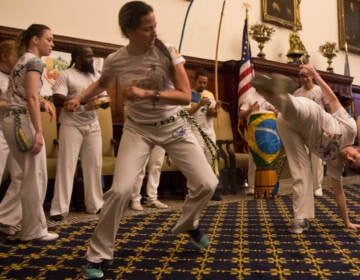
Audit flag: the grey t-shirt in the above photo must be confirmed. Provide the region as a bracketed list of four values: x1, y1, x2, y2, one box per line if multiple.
[101, 44, 185, 123]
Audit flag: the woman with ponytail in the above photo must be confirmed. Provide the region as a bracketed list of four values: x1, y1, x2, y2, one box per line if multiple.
[1, 24, 58, 241]
[65, 2, 218, 279]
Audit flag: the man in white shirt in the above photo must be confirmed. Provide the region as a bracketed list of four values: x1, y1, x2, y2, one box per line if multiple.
[293, 67, 327, 197]
[49, 46, 104, 221]
[187, 68, 221, 200]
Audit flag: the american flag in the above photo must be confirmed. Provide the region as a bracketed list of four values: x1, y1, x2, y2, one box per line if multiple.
[237, 16, 254, 151]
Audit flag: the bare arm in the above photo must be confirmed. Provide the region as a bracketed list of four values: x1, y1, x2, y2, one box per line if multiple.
[300, 64, 341, 114]
[25, 71, 43, 155]
[187, 96, 211, 115]
[331, 177, 360, 230]
[64, 79, 107, 111]
[238, 101, 260, 119]
[127, 62, 191, 105]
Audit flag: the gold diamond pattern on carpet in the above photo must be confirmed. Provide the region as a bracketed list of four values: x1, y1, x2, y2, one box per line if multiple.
[0, 184, 360, 279]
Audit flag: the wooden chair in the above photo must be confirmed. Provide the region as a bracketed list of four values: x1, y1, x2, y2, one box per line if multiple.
[97, 106, 118, 184]
[213, 106, 249, 194]
[40, 102, 58, 180]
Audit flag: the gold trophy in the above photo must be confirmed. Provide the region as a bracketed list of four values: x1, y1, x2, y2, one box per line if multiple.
[287, 30, 307, 65]
[249, 23, 275, 59]
[319, 42, 337, 73]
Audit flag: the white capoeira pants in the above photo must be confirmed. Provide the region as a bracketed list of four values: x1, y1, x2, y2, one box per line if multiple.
[309, 151, 324, 192]
[132, 145, 165, 203]
[0, 127, 22, 227]
[86, 116, 218, 263]
[50, 122, 104, 216]
[268, 94, 317, 221]
[277, 117, 315, 220]
[2, 112, 49, 240]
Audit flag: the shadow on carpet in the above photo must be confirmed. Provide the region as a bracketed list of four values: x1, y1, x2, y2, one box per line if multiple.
[1, 184, 360, 280]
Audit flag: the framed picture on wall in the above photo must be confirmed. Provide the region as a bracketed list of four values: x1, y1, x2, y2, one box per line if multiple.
[262, 0, 302, 30]
[338, 0, 360, 54]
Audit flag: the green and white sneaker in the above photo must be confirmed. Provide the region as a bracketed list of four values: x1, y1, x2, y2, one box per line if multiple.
[83, 262, 104, 279]
[187, 228, 210, 249]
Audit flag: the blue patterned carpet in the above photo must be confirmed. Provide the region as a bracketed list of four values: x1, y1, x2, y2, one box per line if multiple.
[0, 184, 360, 280]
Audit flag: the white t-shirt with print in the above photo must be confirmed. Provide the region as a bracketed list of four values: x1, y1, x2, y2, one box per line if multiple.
[101, 43, 185, 123]
[4, 52, 44, 108]
[291, 96, 356, 180]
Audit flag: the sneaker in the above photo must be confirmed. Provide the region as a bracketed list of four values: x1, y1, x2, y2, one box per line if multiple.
[131, 201, 144, 211]
[187, 228, 210, 249]
[245, 186, 255, 195]
[83, 261, 104, 279]
[314, 188, 323, 197]
[49, 214, 64, 222]
[147, 200, 168, 209]
[290, 219, 310, 234]
[0, 224, 17, 236]
[34, 232, 59, 241]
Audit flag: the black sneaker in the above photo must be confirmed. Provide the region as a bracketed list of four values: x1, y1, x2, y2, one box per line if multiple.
[49, 214, 64, 222]
[187, 228, 210, 249]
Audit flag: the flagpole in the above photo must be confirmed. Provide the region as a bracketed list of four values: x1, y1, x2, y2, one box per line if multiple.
[178, 0, 194, 52]
[344, 41, 355, 116]
[214, 0, 226, 101]
[237, 3, 252, 152]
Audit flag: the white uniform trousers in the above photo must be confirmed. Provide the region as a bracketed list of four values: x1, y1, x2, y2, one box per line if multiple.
[0, 128, 22, 227]
[50, 122, 104, 216]
[264, 93, 316, 220]
[2, 113, 49, 240]
[186, 128, 217, 190]
[310, 152, 323, 192]
[132, 145, 165, 203]
[277, 117, 315, 220]
[86, 117, 218, 263]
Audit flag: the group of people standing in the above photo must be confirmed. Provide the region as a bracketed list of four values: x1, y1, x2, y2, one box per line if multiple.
[0, 1, 360, 279]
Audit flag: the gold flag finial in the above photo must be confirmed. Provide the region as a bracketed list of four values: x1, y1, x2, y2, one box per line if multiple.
[242, 2, 251, 18]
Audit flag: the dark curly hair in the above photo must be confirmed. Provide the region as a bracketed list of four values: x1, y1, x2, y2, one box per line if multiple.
[118, 1, 175, 82]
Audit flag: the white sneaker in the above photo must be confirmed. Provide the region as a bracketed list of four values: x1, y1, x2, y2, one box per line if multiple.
[34, 232, 59, 241]
[0, 224, 17, 236]
[131, 201, 144, 211]
[245, 186, 255, 195]
[147, 200, 168, 209]
[314, 188, 323, 197]
[290, 219, 310, 234]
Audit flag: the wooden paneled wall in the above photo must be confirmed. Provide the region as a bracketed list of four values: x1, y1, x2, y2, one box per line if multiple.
[1, 25, 357, 153]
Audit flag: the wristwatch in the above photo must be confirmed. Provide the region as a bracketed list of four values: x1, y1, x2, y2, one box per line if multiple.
[152, 90, 161, 103]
